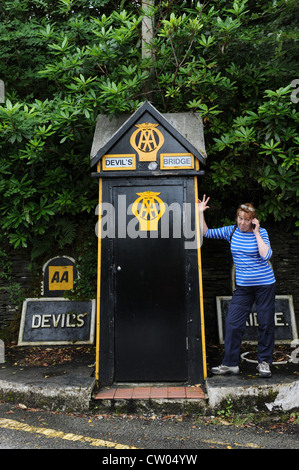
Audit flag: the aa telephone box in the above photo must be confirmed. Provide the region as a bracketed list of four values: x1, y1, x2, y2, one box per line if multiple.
[91, 101, 207, 386]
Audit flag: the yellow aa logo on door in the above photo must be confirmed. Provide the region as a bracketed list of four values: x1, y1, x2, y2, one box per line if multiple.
[132, 191, 166, 231]
[48, 266, 74, 291]
[130, 123, 164, 162]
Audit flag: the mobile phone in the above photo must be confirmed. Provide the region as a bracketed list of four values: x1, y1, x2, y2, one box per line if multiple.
[252, 223, 256, 229]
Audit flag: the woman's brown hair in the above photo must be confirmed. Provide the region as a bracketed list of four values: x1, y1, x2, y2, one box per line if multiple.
[236, 203, 257, 219]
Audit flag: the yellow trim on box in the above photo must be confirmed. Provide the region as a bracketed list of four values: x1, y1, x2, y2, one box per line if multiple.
[95, 178, 102, 386]
[194, 176, 207, 379]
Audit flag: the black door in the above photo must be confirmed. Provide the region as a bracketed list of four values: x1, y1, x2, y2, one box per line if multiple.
[113, 181, 187, 382]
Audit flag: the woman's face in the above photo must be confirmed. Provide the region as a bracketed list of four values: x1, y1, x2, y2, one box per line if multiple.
[237, 211, 253, 232]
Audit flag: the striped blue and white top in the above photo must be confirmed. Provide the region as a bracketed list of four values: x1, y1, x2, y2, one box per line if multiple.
[204, 225, 276, 286]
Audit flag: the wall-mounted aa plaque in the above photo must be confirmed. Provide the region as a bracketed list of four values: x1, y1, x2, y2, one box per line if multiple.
[42, 256, 78, 297]
[18, 298, 95, 346]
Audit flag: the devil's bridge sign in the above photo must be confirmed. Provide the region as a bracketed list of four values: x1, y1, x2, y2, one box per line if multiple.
[216, 295, 298, 344]
[18, 298, 95, 346]
[18, 256, 95, 346]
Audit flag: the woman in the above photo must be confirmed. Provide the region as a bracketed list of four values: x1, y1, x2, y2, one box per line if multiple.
[199, 195, 276, 378]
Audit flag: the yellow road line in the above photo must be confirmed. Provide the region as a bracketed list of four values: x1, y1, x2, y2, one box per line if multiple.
[0, 418, 137, 449]
[201, 438, 263, 449]
[0, 418, 265, 449]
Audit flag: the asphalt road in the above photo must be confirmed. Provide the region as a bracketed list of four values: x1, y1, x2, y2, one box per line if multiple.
[0, 402, 299, 453]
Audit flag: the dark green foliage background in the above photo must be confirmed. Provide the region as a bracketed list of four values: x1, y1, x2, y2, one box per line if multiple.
[0, 0, 298, 301]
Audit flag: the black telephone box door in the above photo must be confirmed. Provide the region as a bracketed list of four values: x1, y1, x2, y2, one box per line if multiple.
[113, 181, 187, 382]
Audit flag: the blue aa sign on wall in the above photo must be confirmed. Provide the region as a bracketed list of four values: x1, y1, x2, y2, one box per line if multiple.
[216, 295, 298, 344]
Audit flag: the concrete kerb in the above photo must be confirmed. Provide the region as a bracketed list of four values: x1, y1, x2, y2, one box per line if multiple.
[0, 376, 298, 414]
[0, 364, 96, 413]
[206, 379, 279, 410]
[92, 397, 208, 416]
[0, 361, 298, 414]
[91, 378, 299, 415]
[0, 379, 95, 413]
[205, 376, 299, 412]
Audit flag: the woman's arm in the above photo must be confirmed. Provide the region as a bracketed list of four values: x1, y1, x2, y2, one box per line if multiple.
[252, 217, 270, 259]
[198, 194, 210, 236]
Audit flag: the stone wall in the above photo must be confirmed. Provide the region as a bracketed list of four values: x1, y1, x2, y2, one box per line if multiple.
[0, 249, 31, 333]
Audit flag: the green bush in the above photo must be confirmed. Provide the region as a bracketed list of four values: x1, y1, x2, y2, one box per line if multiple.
[0, 0, 298, 271]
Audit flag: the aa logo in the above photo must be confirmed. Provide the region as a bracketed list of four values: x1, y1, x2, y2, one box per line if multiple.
[48, 266, 73, 290]
[130, 122, 164, 162]
[132, 191, 166, 231]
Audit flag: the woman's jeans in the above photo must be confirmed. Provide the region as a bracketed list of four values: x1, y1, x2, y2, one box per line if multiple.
[223, 283, 276, 366]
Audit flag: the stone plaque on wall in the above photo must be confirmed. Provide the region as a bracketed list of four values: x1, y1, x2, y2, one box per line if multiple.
[43, 256, 78, 297]
[18, 298, 95, 346]
[216, 295, 298, 344]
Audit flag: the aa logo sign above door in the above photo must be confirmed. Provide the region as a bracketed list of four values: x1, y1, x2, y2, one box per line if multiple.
[131, 191, 166, 231]
[130, 123, 164, 162]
